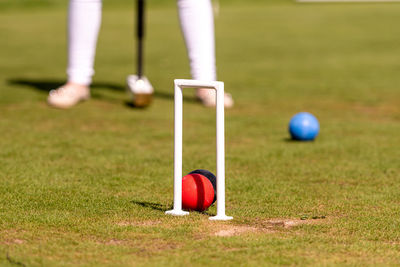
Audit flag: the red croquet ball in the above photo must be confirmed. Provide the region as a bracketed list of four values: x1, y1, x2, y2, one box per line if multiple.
[182, 173, 215, 211]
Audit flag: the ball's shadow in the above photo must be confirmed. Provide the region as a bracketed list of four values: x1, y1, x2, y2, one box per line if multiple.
[283, 137, 315, 143]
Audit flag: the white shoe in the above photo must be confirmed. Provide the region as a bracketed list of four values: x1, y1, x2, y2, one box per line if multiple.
[47, 85, 90, 109]
[196, 88, 234, 108]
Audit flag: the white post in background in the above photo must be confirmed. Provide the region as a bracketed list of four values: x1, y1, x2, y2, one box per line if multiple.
[165, 79, 233, 221]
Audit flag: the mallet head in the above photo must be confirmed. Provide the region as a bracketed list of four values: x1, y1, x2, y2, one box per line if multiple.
[126, 74, 154, 107]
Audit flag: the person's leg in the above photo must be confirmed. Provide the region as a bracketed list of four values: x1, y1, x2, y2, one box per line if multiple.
[67, 0, 102, 86]
[177, 0, 233, 107]
[177, 0, 216, 81]
[48, 0, 102, 108]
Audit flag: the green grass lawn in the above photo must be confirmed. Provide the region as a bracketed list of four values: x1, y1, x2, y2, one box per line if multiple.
[1, 0, 400, 265]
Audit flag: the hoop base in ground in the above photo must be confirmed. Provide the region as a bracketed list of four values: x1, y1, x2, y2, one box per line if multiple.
[209, 215, 233, 221]
[165, 209, 189, 216]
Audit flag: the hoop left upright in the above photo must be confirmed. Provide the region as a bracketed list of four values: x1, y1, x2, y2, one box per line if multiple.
[165, 79, 233, 221]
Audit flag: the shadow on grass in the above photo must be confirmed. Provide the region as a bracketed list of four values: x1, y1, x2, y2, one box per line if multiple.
[283, 137, 316, 143]
[130, 200, 215, 216]
[130, 200, 171, 212]
[198, 210, 215, 216]
[7, 78, 198, 103]
[7, 78, 125, 93]
[6, 252, 26, 267]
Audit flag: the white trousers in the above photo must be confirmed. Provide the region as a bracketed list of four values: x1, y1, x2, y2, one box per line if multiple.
[67, 0, 216, 85]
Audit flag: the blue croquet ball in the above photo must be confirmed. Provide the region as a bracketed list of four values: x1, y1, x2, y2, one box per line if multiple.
[289, 112, 319, 141]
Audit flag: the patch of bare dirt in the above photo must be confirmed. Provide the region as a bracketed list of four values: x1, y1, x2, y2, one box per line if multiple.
[117, 217, 329, 238]
[204, 217, 328, 237]
[214, 226, 259, 237]
[262, 218, 325, 228]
